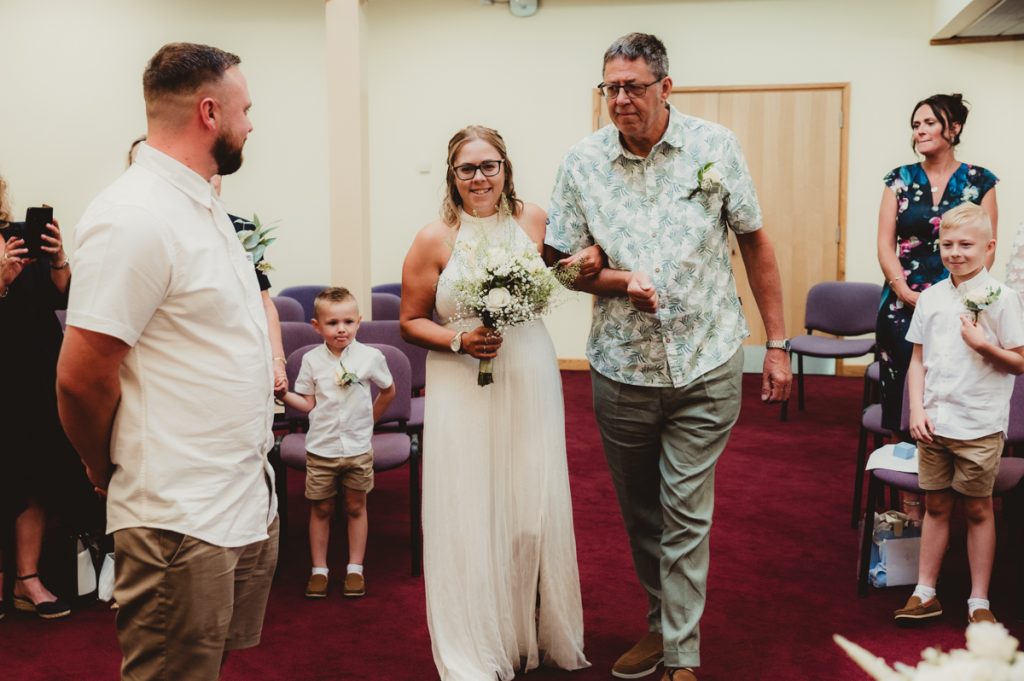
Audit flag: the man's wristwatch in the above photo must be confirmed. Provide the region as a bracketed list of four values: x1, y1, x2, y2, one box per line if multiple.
[449, 331, 465, 354]
[766, 339, 791, 352]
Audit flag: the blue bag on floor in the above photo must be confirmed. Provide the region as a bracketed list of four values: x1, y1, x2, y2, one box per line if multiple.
[868, 511, 921, 588]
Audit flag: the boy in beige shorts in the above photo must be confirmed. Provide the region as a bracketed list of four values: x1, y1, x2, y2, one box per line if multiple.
[279, 287, 394, 598]
[895, 203, 1024, 626]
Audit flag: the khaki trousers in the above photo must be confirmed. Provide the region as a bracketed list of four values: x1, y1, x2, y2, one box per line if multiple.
[113, 516, 280, 681]
[592, 349, 743, 669]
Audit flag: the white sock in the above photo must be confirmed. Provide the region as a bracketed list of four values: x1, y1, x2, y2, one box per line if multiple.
[311, 567, 329, 577]
[912, 585, 936, 602]
[347, 563, 363, 575]
[968, 598, 990, 615]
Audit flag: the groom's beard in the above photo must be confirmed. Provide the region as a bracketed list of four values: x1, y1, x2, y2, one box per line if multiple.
[213, 133, 244, 176]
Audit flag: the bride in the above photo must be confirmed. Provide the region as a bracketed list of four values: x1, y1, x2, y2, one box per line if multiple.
[399, 125, 593, 680]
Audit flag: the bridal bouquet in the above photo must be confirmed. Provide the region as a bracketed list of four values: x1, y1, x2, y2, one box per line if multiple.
[834, 621, 1024, 680]
[962, 285, 1001, 322]
[450, 237, 575, 386]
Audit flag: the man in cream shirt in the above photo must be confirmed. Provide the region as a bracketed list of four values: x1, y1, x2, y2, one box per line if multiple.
[57, 43, 278, 681]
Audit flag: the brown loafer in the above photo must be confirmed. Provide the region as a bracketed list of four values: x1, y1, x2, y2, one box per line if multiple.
[968, 608, 997, 624]
[343, 572, 365, 598]
[305, 573, 328, 599]
[662, 669, 697, 681]
[894, 595, 942, 624]
[612, 631, 663, 679]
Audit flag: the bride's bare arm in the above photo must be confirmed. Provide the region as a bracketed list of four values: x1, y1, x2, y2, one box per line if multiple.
[399, 222, 500, 359]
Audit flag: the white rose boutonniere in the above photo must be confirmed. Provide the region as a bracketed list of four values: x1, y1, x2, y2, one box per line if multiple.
[688, 161, 725, 211]
[961, 285, 1001, 322]
[335, 361, 360, 388]
[236, 213, 279, 273]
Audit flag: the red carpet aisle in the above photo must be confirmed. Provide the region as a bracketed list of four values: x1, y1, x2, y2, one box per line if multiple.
[2, 373, 1021, 680]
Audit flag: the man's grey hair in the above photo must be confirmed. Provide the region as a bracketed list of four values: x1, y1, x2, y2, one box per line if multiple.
[603, 33, 669, 80]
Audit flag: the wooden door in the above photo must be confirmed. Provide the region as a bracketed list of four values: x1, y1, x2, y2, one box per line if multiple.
[596, 84, 849, 346]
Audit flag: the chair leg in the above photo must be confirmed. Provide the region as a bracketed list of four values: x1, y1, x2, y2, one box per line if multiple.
[410, 434, 422, 577]
[852, 424, 868, 528]
[780, 398, 789, 422]
[858, 473, 880, 596]
[797, 353, 806, 411]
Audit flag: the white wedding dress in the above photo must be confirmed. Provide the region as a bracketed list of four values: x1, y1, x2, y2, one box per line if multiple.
[422, 211, 589, 680]
[1006, 220, 1024, 297]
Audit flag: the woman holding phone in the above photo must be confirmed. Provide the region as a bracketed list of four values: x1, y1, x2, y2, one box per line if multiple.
[0, 174, 77, 619]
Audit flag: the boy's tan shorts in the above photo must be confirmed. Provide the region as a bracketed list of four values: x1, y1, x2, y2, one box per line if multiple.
[305, 451, 374, 500]
[917, 432, 1004, 497]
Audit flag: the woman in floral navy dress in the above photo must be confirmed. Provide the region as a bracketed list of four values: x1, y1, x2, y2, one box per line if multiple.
[876, 93, 998, 430]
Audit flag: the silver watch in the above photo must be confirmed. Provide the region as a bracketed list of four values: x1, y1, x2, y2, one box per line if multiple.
[449, 331, 465, 354]
[765, 339, 791, 352]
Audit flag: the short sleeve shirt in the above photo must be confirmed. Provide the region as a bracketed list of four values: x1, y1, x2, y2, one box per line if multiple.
[295, 341, 393, 458]
[546, 104, 762, 387]
[67, 143, 277, 548]
[906, 269, 1024, 439]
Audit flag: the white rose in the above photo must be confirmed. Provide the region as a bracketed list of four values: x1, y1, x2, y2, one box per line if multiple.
[701, 168, 723, 193]
[485, 286, 512, 312]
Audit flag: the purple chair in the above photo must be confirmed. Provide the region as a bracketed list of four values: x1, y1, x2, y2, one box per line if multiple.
[371, 282, 402, 298]
[279, 285, 326, 322]
[356, 320, 426, 442]
[272, 295, 306, 323]
[280, 321, 321, 361]
[272, 343, 421, 576]
[371, 292, 401, 320]
[782, 281, 882, 421]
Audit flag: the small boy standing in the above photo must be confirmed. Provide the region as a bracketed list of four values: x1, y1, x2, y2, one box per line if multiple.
[895, 203, 1024, 625]
[278, 287, 395, 599]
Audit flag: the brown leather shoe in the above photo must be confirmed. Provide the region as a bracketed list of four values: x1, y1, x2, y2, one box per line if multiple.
[612, 632, 663, 678]
[894, 595, 942, 623]
[343, 572, 365, 598]
[968, 608, 997, 624]
[305, 573, 328, 599]
[662, 669, 697, 681]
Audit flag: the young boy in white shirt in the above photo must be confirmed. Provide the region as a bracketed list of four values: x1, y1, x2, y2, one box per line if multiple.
[895, 202, 1024, 625]
[278, 287, 395, 598]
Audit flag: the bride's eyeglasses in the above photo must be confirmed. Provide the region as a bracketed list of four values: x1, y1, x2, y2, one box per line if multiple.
[452, 160, 505, 181]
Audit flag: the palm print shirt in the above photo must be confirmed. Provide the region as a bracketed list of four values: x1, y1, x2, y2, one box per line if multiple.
[546, 104, 762, 387]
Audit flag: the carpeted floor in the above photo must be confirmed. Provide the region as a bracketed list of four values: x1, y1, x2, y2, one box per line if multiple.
[2, 371, 1021, 680]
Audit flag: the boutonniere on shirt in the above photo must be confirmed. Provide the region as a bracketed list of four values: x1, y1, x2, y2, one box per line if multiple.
[335, 360, 361, 388]
[235, 214, 279, 273]
[961, 285, 1000, 322]
[687, 161, 724, 209]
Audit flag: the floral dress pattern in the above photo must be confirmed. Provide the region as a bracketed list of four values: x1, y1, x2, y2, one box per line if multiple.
[876, 162, 998, 429]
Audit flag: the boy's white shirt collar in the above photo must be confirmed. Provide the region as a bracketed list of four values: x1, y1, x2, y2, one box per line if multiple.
[951, 266, 993, 293]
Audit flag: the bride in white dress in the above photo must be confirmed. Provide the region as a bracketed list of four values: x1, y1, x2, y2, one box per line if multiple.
[400, 126, 591, 680]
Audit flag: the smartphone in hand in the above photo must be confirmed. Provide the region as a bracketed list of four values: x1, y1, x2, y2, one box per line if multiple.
[23, 206, 53, 259]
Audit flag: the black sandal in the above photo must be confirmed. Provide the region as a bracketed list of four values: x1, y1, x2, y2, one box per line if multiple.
[13, 574, 71, 620]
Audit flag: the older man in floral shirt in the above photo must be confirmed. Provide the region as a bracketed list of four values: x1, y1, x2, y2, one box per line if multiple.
[545, 33, 792, 681]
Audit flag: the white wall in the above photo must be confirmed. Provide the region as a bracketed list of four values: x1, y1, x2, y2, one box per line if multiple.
[366, 0, 1024, 359]
[2, 0, 1021, 361]
[0, 0, 330, 289]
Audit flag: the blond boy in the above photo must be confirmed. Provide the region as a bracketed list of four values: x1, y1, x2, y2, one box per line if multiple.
[278, 287, 395, 598]
[895, 203, 1024, 625]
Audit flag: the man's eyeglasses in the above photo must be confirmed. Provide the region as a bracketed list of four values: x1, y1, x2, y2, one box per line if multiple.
[597, 79, 663, 100]
[452, 160, 505, 180]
